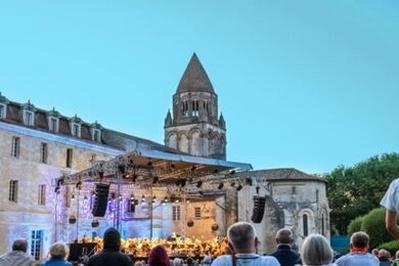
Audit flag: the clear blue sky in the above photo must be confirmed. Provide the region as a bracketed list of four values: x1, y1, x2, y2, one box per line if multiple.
[0, 0, 398, 174]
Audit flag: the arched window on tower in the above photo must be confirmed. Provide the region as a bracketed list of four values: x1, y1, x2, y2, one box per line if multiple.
[303, 214, 309, 237]
[192, 101, 199, 117]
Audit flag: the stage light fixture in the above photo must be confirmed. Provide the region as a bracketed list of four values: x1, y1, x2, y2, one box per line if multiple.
[196, 180, 203, 188]
[236, 184, 243, 191]
[218, 182, 224, 190]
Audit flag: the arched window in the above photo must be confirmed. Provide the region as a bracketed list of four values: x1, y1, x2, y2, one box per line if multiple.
[303, 214, 309, 237]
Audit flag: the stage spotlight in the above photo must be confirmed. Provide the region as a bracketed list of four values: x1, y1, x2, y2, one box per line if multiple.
[196, 180, 203, 188]
[152, 196, 156, 203]
[236, 184, 243, 191]
[186, 199, 190, 203]
[153, 176, 159, 184]
[141, 195, 146, 203]
[218, 182, 224, 190]
[164, 196, 169, 202]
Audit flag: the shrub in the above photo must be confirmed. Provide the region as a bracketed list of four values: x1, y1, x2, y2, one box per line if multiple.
[347, 216, 363, 235]
[361, 208, 393, 248]
[377, 240, 399, 255]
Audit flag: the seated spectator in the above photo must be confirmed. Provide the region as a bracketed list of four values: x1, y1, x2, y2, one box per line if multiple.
[270, 228, 300, 266]
[301, 234, 335, 266]
[378, 249, 391, 266]
[0, 239, 35, 266]
[335, 232, 379, 266]
[148, 245, 170, 266]
[372, 249, 379, 257]
[172, 257, 183, 266]
[211, 221, 280, 266]
[41, 242, 71, 266]
[133, 261, 145, 266]
[87, 228, 132, 266]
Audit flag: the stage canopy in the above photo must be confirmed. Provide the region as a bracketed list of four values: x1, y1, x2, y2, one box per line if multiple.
[62, 148, 252, 186]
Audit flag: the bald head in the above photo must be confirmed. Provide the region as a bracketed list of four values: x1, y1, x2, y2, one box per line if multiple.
[12, 239, 28, 253]
[276, 229, 293, 245]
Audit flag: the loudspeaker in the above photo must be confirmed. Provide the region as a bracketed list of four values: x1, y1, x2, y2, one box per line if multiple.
[92, 183, 110, 217]
[251, 195, 266, 223]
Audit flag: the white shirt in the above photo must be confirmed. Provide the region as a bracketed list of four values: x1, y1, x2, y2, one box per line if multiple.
[211, 253, 280, 266]
[380, 178, 399, 212]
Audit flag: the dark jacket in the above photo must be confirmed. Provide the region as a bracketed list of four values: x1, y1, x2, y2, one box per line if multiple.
[87, 250, 132, 266]
[87, 228, 132, 266]
[270, 244, 300, 266]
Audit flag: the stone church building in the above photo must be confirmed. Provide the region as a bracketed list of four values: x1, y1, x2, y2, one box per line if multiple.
[0, 54, 329, 259]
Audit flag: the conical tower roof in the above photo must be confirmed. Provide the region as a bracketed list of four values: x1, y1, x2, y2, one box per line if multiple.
[176, 53, 215, 93]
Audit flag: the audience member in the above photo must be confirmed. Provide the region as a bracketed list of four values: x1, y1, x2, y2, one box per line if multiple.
[41, 242, 71, 266]
[392, 250, 399, 266]
[335, 232, 379, 266]
[377, 249, 391, 266]
[380, 178, 399, 238]
[211, 221, 280, 266]
[372, 249, 379, 257]
[87, 228, 132, 266]
[300, 234, 335, 266]
[0, 239, 35, 266]
[148, 245, 170, 266]
[270, 228, 299, 266]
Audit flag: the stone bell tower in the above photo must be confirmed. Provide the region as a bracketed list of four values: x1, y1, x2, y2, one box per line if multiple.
[164, 53, 226, 160]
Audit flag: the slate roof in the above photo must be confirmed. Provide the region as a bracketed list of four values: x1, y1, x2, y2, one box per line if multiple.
[239, 168, 326, 183]
[0, 92, 182, 154]
[176, 53, 215, 94]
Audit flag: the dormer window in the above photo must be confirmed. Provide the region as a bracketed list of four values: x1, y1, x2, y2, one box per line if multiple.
[92, 129, 101, 142]
[71, 123, 81, 137]
[48, 117, 59, 132]
[23, 110, 35, 126]
[0, 103, 6, 119]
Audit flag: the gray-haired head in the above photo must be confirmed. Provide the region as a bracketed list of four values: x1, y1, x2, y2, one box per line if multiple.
[227, 222, 257, 253]
[275, 228, 294, 245]
[301, 234, 333, 266]
[49, 242, 69, 260]
[12, 239, 28, 253]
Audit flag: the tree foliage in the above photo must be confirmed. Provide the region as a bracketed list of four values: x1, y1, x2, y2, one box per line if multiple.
[377, 240, 399, 255]
[347, 216, 363, 236]
[361, 208, 393, 248]
[325, 153, 399, 234]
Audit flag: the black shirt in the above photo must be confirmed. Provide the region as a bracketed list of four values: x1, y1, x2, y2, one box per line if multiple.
[270, 245, 300, 266]
[87, 250, 132, 266]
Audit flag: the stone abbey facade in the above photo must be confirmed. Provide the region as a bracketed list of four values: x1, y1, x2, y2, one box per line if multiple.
[0, 54, 329, 259]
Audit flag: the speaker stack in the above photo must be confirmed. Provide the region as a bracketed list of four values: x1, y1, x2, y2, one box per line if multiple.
[92, 183, 110, 217]
[251, 196, 266, 223]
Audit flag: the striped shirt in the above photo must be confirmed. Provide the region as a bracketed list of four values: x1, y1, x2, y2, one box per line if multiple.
[0, 251, 35, 266]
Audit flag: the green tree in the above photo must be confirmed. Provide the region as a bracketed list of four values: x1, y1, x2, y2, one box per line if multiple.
[347, 216, 363, 236]
[361, 208, 393, 248]
[325, 153, 399, 234]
